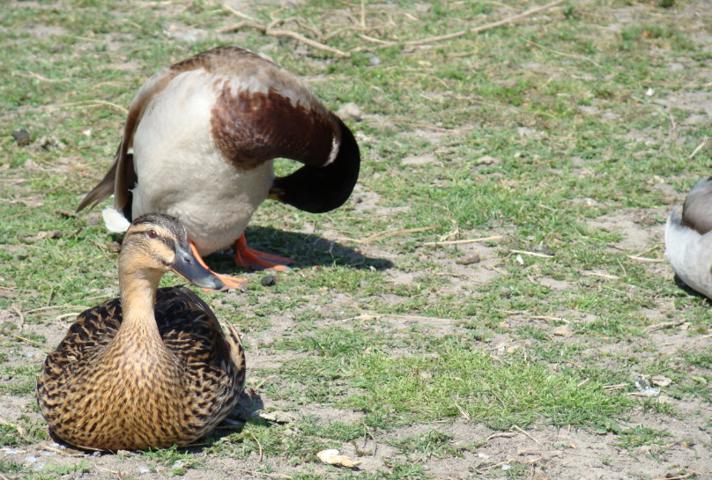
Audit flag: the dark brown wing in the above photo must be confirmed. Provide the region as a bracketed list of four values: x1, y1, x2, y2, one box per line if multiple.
[198, 47, 360, 212]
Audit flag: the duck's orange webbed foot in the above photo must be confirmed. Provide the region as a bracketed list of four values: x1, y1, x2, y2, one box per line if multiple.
[234, 234, 292, 272]
[189, 240, 248, 290]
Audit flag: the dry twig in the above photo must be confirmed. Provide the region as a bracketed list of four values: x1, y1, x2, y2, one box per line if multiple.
[220, 5, 349, 57]
[645, 319, 686, 333]
[526, 39, 602, 68]
[234, 470, 292, 480]
[10, 305, 24, 331]
[512, 425, 540, 444]
[423, 234, 503, 246]
[402, 0, 564, 47]
[510, 249, 554, 258]
[249, 430, 264, 462]
[628, 255, 663, 263]
[53, 100, 128, 115]
[334, 226, 435, 244]
[221, 0, 564, 58]
[689, 137, 708, 159]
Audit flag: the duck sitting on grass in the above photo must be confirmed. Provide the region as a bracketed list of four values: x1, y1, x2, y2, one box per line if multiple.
[37, 214, 245, 451]
[665, 177, 712, 299]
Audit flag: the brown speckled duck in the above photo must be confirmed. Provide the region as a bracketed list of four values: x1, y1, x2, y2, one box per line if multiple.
[77, 46, 361, 289]
[36, 214, 245, 451]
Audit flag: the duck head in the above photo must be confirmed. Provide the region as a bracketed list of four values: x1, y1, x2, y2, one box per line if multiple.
[119, 214, 225, 290]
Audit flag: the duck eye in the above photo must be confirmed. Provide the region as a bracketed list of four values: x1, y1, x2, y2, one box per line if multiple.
[147, 229, 157, 239]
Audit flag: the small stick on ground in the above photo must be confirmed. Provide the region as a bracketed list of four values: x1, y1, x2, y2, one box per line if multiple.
[402, 0, 564, 47]
[55, 100, 128, 114]
[453, 399, 471, 420]
[526, 39, 602, 68]
[221, 4, 258, 21]
[530, 315, 568, 323]
[335, 226, 436, 244]
[510, 249, 554, 258]
[512, 425, 540, 445]
[249, 430, 264, 462]
[41, 444, 85, 457]
[486, 431, 518, 442]
[360, 0, 366, 29]
[235, 470, 292, 480]
[603, 383, 628, 391]
[0, 417, 26, 437]
[221, 5, 349, 57]
[645, 319, 686, 333]
[1, 333, 46, 350]
[689, 137, 708, 159]
[654, 473, 695, 480]
[10, 305, 25, 331]
[628, 255, 663, 263]
[423, 234, 504, 246]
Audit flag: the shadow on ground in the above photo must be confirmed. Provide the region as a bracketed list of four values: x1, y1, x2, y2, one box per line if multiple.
[673, 274, 711, 302]
[206, 226, 394, 272]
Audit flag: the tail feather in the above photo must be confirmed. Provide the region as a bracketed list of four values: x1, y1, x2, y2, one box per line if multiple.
[76, 158, 117, 212]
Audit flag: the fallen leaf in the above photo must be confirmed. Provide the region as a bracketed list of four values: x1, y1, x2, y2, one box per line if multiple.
[651, 375, 672, 387]
[552, 325, 573, 337]
[316, 449, 360, 469]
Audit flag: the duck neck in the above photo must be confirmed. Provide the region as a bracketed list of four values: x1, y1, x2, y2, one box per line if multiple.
[118, 268, 162, 343]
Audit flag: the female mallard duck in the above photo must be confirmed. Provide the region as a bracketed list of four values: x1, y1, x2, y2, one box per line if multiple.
[36, 214, 245, 451]
[76, 46, 361, 288]
[665, 177, 712, 299]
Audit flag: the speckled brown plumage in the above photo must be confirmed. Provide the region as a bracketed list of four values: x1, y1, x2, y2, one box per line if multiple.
[36, 214, 245, 451]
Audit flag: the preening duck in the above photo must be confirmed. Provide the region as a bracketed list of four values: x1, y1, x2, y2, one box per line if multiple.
[36, 214, 245, 451]
[77, 46, 361, 288]
[665, 177, 712, 299]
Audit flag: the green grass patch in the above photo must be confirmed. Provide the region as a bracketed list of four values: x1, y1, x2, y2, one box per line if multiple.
[345, 340, 629, 429]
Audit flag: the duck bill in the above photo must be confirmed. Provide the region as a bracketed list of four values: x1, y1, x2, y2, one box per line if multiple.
[171, 246, 226, 291]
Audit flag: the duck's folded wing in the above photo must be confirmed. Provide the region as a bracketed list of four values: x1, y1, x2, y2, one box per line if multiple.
[665, 211, 712, 298]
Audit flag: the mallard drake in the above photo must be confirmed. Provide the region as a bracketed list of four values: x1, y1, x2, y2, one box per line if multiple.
[665, 177, 712, 299]
[36, 214, 245, 451]
[77, 46, 361, 288]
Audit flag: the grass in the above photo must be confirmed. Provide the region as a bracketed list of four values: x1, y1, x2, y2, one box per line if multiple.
[1, 0, 711, 478]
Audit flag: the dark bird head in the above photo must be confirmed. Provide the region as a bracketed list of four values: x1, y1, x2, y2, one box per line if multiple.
[270, 117, 360, 213]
